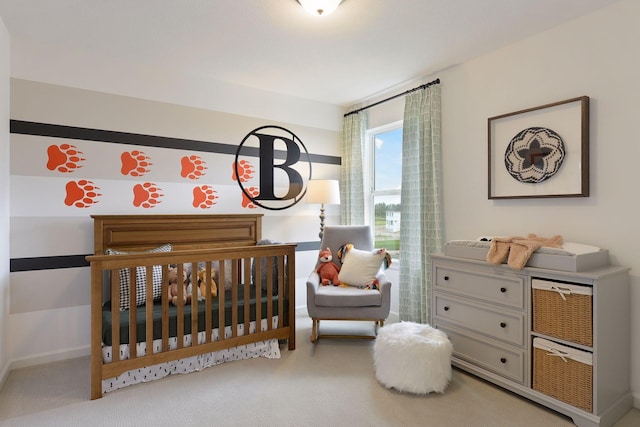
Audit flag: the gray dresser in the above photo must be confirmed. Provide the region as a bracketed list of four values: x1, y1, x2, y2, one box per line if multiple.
[430, 254, 631, 427]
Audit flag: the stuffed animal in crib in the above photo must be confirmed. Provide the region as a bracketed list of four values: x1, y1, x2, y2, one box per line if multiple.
[197, 267, 218, 298]
[316, 247, 340, 286]
[185, 282, 202, 302]
[168, 265, 191, 305]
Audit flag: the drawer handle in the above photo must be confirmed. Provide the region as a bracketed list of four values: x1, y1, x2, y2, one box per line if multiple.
[443, 306, 450, 311]
[500, 357, 507, 364]
[500, 287, 507, 293]
[444, 276, 449, 281]
[500, 322, 507, 328]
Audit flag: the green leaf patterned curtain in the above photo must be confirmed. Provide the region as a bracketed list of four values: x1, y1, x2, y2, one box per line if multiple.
[399, 84, 443, 323]
[340, 111, 367, 225]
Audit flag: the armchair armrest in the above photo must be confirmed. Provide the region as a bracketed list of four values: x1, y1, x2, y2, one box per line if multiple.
[376, 271, 391, 295]
[306, 271, 321, 307]
[307, 270, 321, 287]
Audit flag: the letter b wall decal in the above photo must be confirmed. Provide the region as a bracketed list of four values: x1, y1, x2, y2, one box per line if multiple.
[235, 126, 312, 210]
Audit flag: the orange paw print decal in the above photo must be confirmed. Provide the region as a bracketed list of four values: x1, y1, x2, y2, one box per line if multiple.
[193, 185, 218, 209]
[133, 182, 164, 208]
[181, 155, 207, 180]
[241, 186, 259, 209]
[121, 150, 152, 176]
[64, 180, 101, 208]
[232, 160, 254, 183]
[47, 144, 85, 173]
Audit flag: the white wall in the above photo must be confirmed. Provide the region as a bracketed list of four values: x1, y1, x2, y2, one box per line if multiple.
[365, 0, 640, 407]
[0, 15, 9, 387]
[7, 79, 341, 367]
[441, 0, 640, 406]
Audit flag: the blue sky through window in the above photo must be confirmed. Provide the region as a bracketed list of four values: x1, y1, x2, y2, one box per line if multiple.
[374, 127, 402, 191]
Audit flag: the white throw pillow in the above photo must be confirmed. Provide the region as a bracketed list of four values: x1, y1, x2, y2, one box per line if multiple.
[338, 247, 387, 288]
[105, 243, 172, 311]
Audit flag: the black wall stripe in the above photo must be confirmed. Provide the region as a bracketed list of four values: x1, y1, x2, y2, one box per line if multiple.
[10, 120, 341, 165]
[296, 241, 321, 252]
[9, 242, 321, 272]
[10, 255, 91, 272]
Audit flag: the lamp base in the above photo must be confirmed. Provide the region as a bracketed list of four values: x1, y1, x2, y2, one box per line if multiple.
[318, 204, 325, 240]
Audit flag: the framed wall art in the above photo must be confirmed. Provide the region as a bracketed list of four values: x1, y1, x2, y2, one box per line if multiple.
[488, 96, 589, 199]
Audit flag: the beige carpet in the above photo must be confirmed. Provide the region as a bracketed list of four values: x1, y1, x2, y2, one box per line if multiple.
[0, 312, 638, 427]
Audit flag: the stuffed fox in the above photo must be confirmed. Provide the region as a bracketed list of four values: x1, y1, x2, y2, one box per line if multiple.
[316, 247, 340, 286]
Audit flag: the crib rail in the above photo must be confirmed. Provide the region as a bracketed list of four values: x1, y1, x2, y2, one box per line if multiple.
[87, 244, 296, 400]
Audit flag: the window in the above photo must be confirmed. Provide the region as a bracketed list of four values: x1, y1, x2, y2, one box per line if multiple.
[365, 122, 402, 259]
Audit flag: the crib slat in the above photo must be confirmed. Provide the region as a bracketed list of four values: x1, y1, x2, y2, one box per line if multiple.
[161, 265, 169, 352]
[244, 258, 251, 335]
[176, 263, 184, 349]
[111, 269, 120, 363]
[218, 263, 226, 342]
[190, 262, 198, 348]
[129, 267, 137, 360]
[231, 260, 238, 338]
[266, 256, 274, 330]
[204, 261, 213, 344]
[145, 265, 154, 354]
[278, 255, 285, 328]
[255, 257, 262, 333]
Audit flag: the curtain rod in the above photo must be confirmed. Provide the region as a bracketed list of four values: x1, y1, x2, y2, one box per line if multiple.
[343, 78, 440, 117]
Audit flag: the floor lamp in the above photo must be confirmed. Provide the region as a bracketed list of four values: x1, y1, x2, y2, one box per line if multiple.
[306, 179, 340, 240]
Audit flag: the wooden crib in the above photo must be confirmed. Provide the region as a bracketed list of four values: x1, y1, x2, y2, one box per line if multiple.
[87, 214, 296, 399]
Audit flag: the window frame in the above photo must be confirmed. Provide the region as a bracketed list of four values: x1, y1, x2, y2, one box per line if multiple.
[364, 120, 403, 258]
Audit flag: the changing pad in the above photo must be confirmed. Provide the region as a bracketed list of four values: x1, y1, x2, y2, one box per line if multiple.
[445, 240, 608, 272]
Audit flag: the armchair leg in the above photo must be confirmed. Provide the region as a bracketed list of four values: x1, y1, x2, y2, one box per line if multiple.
[375, 319, 384, 335]
[310, 318, 388, 342]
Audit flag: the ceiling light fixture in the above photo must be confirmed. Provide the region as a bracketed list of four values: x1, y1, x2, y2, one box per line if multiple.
[298, 0, 343, 17]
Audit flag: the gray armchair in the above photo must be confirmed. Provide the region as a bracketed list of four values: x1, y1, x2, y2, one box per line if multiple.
[306, 225, 392, 342]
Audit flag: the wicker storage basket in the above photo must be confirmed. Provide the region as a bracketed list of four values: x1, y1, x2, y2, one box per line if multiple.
[533, 338, 593, 412]
[532, 279, 592, 347]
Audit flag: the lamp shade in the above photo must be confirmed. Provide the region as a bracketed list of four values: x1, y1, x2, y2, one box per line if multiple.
[306, 180, 340, 205]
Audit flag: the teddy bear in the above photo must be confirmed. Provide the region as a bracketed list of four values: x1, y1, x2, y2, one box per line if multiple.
[167, 265, 191, 306]
[197, 267, 218, 298]
[316, 247, 340, 286]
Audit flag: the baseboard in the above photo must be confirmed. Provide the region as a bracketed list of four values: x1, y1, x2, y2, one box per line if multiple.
[386, 311, 399, 324]
[10, 345, 90, 371]
[0, 360, 10, 392]
[634, 392, 640, 409]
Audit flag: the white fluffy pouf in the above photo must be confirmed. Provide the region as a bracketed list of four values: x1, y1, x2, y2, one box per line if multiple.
[373, 321, 453, 394]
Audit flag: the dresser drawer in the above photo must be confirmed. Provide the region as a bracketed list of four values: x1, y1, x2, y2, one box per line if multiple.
[434, 294, 525, 346]
[438, 324, 525, 384]
[434, 264, 524, 309]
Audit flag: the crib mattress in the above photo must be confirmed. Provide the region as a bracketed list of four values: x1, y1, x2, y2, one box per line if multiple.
[102, 284, 284, 346]
[444, 240, 609, 272]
